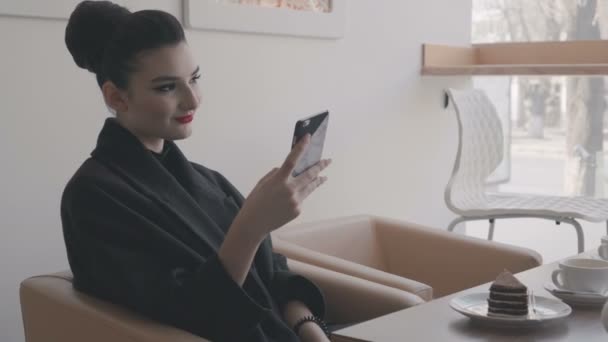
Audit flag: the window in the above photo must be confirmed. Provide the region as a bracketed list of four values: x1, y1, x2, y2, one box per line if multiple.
[472, 0, 608, 197]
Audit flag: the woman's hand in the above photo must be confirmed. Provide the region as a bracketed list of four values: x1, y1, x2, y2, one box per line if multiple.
[232, 134, 332, 241]
[298, 323, 331, 342]
[219, 135, 331, 285]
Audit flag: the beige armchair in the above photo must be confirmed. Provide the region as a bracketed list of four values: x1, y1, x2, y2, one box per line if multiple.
[20, 260, 423, 341]
[272, 215, 542, 299]
[20, 215, 541, 341]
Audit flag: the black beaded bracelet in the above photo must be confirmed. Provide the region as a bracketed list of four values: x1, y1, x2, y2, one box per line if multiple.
[293, 315, 331, 338]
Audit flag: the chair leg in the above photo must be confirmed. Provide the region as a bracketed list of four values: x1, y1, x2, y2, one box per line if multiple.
[447, 216, 468, 233]
[487, 219, 495, 241]
[449, 215, 585, 253]
[558, 218, 585, 254]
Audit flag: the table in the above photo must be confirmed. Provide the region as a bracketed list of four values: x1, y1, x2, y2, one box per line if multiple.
[331, 255, 607, 341]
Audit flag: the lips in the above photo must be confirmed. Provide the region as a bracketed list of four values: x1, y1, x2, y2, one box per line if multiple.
[175, 113, 194, 124]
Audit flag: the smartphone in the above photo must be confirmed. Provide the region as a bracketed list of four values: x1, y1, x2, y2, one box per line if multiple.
[291, 111, 329, 177]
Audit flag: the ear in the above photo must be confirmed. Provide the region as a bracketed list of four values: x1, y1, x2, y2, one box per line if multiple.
[101, 81, 129, 113]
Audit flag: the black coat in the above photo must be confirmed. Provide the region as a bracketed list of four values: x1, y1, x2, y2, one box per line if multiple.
[61, 118, 325, 342]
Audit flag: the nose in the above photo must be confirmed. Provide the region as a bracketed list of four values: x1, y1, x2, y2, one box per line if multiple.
[180, 84, 200, 111]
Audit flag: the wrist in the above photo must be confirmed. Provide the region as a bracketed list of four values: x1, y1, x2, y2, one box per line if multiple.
[217, 219, 265, 286]
[293, 315, 330, 340]
[228, 217, 266, 248]
[298, 322, 324, 341]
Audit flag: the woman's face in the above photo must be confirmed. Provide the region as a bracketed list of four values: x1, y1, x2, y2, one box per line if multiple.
[116, 41, 201, 152]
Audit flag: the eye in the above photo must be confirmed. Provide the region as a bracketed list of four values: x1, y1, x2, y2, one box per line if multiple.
[154, 83, 176, 92]
[190, 74, 202, 84]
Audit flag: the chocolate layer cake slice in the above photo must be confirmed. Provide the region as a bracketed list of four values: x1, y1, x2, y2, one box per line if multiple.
[487, 270, 528, 316]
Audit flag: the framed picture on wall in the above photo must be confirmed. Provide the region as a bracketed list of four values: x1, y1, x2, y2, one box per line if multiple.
[0, 0, 93, 20]
[184, 0, 346, 39]
[0, 0, 181, 21]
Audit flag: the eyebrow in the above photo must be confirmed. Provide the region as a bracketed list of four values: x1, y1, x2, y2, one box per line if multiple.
[150, 66, 200, 83]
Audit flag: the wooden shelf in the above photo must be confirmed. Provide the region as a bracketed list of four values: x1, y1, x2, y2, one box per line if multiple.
[423, 64, 608, 75]
[422, 40, 608, 76]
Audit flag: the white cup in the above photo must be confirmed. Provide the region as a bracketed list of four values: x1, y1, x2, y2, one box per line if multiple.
[551, 257, 608, 294]
[598, 235, 608, 260]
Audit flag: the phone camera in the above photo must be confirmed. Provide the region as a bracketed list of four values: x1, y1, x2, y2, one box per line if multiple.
[303, 120, 310, 127]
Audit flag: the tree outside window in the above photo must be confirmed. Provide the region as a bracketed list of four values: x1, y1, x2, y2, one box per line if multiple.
[473, 0, 608, 197]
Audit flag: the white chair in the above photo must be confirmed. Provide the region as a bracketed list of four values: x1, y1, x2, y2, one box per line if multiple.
[444, 88, 608, 253]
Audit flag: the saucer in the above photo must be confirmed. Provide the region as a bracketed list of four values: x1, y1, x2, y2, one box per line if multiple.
[450, 292, 571, 328]
[544, 283, 608, 307]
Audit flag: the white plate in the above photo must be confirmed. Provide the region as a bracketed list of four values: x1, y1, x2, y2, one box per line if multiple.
[450, 292, 572, 327]
[544, 283, 608, 307]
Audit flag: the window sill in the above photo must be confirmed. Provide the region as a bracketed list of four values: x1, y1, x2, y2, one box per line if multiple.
[421, 40, 608, 76]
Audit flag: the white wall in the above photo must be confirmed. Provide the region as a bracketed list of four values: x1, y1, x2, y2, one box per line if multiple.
[0, 1, 471, 340]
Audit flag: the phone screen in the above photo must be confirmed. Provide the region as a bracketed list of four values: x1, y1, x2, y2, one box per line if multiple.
[292, 111, 329, 176]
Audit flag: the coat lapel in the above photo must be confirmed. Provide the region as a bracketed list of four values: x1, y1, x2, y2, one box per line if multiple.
[90, 118, 226, 253]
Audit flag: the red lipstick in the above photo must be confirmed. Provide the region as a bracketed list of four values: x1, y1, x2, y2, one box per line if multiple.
[175, 113, 194, 124]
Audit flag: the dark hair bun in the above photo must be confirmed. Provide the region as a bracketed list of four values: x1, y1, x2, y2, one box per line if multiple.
[65, 1, 130, 74]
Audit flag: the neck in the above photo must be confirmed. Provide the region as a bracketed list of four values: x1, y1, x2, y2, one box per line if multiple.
[140, 137, 165, 154]
[114, 117, 164, 153]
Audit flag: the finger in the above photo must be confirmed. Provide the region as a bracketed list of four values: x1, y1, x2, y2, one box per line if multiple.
[292, 158, 332, 188]
[258, 167, 279, 184]
[279, 134, 311, 178]
[296, 176, 328, 201]
[317, 158, 332, 172]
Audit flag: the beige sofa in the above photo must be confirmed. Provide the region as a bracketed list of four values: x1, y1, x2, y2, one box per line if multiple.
[273, 215, 542, 299]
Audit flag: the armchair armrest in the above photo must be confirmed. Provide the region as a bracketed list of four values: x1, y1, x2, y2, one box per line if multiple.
[374, 216, 542, 297]
[20, 273, 208, 342]
[274, 237, 433, 301]
[286, 259, 424, 325]
[274, 215, 541, 300]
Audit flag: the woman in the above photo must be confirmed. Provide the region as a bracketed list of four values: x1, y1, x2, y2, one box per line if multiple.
[61, 1, 332, 341]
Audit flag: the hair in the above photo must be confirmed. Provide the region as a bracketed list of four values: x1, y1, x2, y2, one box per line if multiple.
[65, 1, 186, 89]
